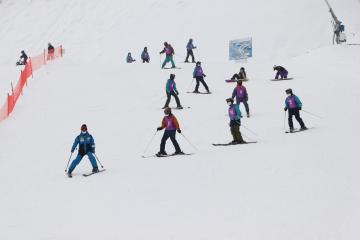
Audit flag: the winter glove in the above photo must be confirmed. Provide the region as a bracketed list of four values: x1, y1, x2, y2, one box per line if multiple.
[177, 129, 182, 133]
[175, 90, 179, 95]
[157, 127, 163, 131]
[71, 149, 74, 153]
[203, 74, 206, 77]
[298, 107, 302, 110]
[284, 107, 288, 111]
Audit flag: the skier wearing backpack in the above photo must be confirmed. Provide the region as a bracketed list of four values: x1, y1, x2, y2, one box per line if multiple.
[67, 124, 99, 177]
[226, 98, 246, 144]
[163, 73, 183, 109]
[159, 42, 176, 69]
[141, 47, 150, 63]
[192, 61, 210, 93]
[156, 107, 184, 156]
[185, 38, 196, 63]
[231, 67, 247, 80]
[273, 65, 288, 79]
[232, 80, 250, 117]
[284, 88, 307, 132]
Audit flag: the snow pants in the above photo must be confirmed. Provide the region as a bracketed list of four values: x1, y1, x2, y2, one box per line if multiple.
[164, 91, 181, 108]
[236, 101, 250, 114]
[185, 49, 195, 62]
[160, 130, 181, 153]
[230, 120, 244, 142]
[195, 76, 209, 92]
[275, 70, 288, 79]
[162, 55, 175, 68]
[288, 108, 305, 129]
[69, 152, 98, 173]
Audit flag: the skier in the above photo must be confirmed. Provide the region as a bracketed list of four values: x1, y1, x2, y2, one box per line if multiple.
[156, 107, 183, 156]
[284, 88, 307, 132]
[273, 65, 288, 79]
[231, 67, 247, 80]
[163, 73, 183, 109]
[232, 80, 250, 117]
[185, 38, 196, 63]
[192, 61, 210, 93]
[226, 98, 246, 144]
[16, 50, 28, 65]
[67, 124, 99, 177]
[47, 43, 55, 60]
[141, 47, 150, 63]
[159, 42, 176, 69]
[126, 52, 136, 63]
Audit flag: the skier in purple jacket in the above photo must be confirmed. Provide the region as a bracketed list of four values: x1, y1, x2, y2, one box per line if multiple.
[232, 80, 250, 117]
[274, 65, 288, 79]
[284, 88, 307, 132]
[192, 62, 210, 93]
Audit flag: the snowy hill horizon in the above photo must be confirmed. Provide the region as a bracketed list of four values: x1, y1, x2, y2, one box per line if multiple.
[1, 0, 360, 239]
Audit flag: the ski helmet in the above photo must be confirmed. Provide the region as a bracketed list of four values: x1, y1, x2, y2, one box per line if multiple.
[285, 88, 293, 94]
[226, 98, 234, 103]
[164, 107, 172, 115]
[196, 61, 201, 66]
[170, 73, 175, 80]
[237, 79, 243, 85]
[273, 65, 277, 70]
[81, 124, 87, 131]
[164, 41, 168, 46]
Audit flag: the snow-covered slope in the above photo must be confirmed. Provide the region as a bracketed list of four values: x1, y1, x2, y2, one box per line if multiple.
[1, 0, 360, 239]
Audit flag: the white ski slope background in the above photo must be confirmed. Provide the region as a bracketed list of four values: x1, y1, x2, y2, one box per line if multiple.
[1, 0, 360, 239]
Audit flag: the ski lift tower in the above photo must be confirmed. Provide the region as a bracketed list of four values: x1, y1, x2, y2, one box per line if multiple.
[324, 0, 346, 44]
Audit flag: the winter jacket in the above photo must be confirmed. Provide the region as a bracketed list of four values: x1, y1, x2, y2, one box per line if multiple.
[166, 79, 178, 94]
[232, 85, 248, 102]
[71, 132, 95, 156]
[126, 55, 135, 63]
[274, 66, 287, 73]
[141, 51, 150, 61]
[160, 45, 174, 56]
[193, 66, 205, 78]
[285, 94, 302, 109]
[160, 114, 180, 131]
[186, 41, 196, 50]
[228, 104, 242, 121]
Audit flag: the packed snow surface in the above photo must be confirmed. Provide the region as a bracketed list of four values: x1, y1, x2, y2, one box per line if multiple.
[1, 0, 360, 239]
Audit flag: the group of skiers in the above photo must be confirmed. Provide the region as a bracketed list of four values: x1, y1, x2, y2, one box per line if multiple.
[66, 39, 308, 177]
[16, 43, 55, 66]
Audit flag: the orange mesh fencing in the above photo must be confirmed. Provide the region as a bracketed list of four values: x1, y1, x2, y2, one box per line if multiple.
[0, 45, 63, 122]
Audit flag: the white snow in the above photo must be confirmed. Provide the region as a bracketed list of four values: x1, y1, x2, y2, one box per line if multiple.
[1, 0, 360, 239]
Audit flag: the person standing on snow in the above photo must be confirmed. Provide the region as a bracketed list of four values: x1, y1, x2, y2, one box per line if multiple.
[156, 107, 183, 156]
[47, 43, 55, 60]
[67, 124, 99, 177]
[163, 73, 183, 109]
[192, 61, 210, 93]
[159, 42, 176, 69]
[141, 47, 150, 63]
[16, 50, 28, 65]
[185, 38, 196, 63]
[284, 88, 307, 132]
[126, 52, 136, 63]
[226, 98, 246, 144]
[273, 65, 288, 79]
[231, 67, 247, 80]
[232, 80, 250, 117]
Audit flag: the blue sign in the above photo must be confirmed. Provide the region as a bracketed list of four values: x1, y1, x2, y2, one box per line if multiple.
[229, 38, 253, 60]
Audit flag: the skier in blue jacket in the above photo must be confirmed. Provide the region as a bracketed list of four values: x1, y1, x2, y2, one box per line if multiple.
[67, 124, 98, 177]
[226, 98, 246, 144]
[163, 74, 183, 109]
[284, 88, 307, 132]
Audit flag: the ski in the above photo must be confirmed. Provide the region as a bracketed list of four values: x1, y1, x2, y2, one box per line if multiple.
[156, 153, 194, 158]
[82, 169, 106, 177]
[270, 78, 294, 81]
[162, 67, 182, 69]
[186, 91, 212, 94]
[285, 127, 313, 134]
[212, 141, 257, 146]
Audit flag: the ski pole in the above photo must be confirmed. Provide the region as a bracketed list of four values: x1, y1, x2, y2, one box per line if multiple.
[65, 152, 73, 172]
[186, 78, 195, 92]
[180, 133, 198, 151]
[159, 54, 162, 68]
[142, 130, 158, 156]
[302, 109, 322, 119]
[241, 124, 258, 136]
[94, 153, 104, 168]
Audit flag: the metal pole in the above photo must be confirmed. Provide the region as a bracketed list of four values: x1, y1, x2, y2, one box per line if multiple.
[65, 152, 73, 172]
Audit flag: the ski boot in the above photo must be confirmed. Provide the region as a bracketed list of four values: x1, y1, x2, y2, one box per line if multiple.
[67, 171, 72, 178]
[174, 151, 184, 155]
[289, 127, 295, 133]
[156, 151, 167, 157]
[92, 167, 99, 173]
[193, 90, 199, 93]
[176, 105, 183, 109]
[300, 126, 308, 131]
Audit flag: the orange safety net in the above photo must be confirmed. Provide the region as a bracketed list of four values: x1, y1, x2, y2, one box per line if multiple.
[0, 45, 63, 122]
